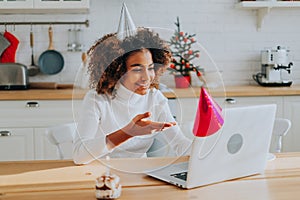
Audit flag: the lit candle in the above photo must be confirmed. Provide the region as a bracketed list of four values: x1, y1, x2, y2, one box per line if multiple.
[105, 155, 110, 176]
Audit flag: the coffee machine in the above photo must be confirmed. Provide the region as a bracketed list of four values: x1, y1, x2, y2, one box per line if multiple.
[253, 46, 293, 86]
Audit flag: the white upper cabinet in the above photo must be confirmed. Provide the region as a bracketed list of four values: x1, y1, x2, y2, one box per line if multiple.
[34, 0, 89, 10]
[0, 0, 89, 14]
[0, 0, 33, 9]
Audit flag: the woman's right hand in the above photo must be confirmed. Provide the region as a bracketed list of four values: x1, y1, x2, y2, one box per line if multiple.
[122, 112, 176, 137]
[106, 112, 176, 150]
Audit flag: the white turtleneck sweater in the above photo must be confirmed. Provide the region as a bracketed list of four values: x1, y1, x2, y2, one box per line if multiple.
[73, 84, 191, 164]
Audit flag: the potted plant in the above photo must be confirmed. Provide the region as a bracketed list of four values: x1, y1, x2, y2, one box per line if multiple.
[168, 17, 204, 88]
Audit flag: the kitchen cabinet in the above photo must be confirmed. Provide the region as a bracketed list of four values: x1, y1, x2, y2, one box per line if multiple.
[34, 127, 61, 160]
[175, 96, 284, 150]
[0, 100, 82, 161]
[218, 96, 299, 152]
[175, 96, 283, 123]
[0, 92, 299, 161]
[218, 96, 284, 117]
[0, 0, 89, 14]
[0, 128, 34, 161]
[219, 96, 284, 152]
[0, 100, 81, 128]
[34, 0, 89, 10]
[236, 1, 300, 30]
[0, 0, 33, 9]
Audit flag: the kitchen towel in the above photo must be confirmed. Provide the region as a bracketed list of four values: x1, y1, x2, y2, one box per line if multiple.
[0, 31, 19, 63]
[0, 33, 10, 57]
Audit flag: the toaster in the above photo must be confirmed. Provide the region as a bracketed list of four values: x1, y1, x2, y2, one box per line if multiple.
[0, 63, 29, 90]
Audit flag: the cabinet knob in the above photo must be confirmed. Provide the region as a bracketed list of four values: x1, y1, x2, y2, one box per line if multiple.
[225, 98, 236, 104]
[0, 130, 11, 137]
[26, 101, 39, 108]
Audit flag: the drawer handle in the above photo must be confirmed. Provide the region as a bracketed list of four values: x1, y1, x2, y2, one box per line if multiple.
[225, 98, 236, 104]
[26, 101, 39, 108]
[0, 131, 11, 137]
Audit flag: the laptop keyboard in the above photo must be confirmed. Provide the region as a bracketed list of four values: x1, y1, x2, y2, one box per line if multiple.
[170, 171, 188, 181]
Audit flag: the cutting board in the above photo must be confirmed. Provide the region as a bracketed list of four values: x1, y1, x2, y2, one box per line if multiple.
[29, 82, 74, 89]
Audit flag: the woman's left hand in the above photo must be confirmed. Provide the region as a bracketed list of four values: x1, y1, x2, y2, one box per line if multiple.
[122, 112, 176, 137]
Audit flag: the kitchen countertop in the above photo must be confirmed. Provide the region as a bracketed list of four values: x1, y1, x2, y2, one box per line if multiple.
[1, 84, 300, 100]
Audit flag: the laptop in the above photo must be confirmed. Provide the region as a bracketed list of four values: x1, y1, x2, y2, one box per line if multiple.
[146, 104, 277, 189]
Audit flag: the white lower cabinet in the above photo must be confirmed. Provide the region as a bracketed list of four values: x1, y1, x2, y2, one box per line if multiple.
[0, 95, 299, 161]
[219, 96, 284, 153]
[216, 96, 284, 117]
[0, 128, 34, 161]
[176, 96, 285, 152]
[0, 100, 82, 161]
[175, 96, 283, 122]
[34, 128, 60, 160]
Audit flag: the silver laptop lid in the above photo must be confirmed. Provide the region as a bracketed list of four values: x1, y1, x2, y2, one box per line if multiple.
[187, 104, 276, 188]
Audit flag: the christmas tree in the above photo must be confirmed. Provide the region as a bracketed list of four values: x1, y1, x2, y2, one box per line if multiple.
[168, 17, 203, 77]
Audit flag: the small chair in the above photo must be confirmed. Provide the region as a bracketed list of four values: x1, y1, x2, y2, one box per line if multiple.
[147, 134, 176, 157]
[147, 122, 193, 157]
[272, 118, 291, 153]
[46, 122, 76, 160]
[268, 118, 291, 161]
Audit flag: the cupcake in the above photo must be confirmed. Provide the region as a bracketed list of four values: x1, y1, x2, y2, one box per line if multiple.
[95, 172, 122, 199]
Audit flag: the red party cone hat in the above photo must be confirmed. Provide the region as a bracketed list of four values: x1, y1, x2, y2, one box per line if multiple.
[193, 87, 224, 137]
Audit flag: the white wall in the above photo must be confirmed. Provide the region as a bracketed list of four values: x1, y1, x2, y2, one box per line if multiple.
[1, 0, 299, 87]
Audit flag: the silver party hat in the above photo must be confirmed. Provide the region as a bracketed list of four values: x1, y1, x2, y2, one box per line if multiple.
[116, 2, 137, 40]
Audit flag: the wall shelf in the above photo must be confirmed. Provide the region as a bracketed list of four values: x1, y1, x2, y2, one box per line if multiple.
[0, 20, 89, 28]
[235, 1, 300, 30]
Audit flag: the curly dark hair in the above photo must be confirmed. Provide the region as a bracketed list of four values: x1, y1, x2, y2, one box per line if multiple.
[87, 28, 171, 95]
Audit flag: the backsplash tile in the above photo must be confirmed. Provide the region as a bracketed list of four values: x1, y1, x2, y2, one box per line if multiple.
[0, 0, 299, 87]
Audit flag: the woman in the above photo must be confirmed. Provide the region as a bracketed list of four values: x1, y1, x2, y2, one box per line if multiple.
[73, 28, 191, 165]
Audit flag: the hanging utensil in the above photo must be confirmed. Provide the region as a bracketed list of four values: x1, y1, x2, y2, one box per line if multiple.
[75, 27, 83, 52]
[28, 29, 40, 76]
[67, 26, 83, 52]
[67, 27, 76, 52]
[74, 52, 89, 89]
[38, 26, 64, 75]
